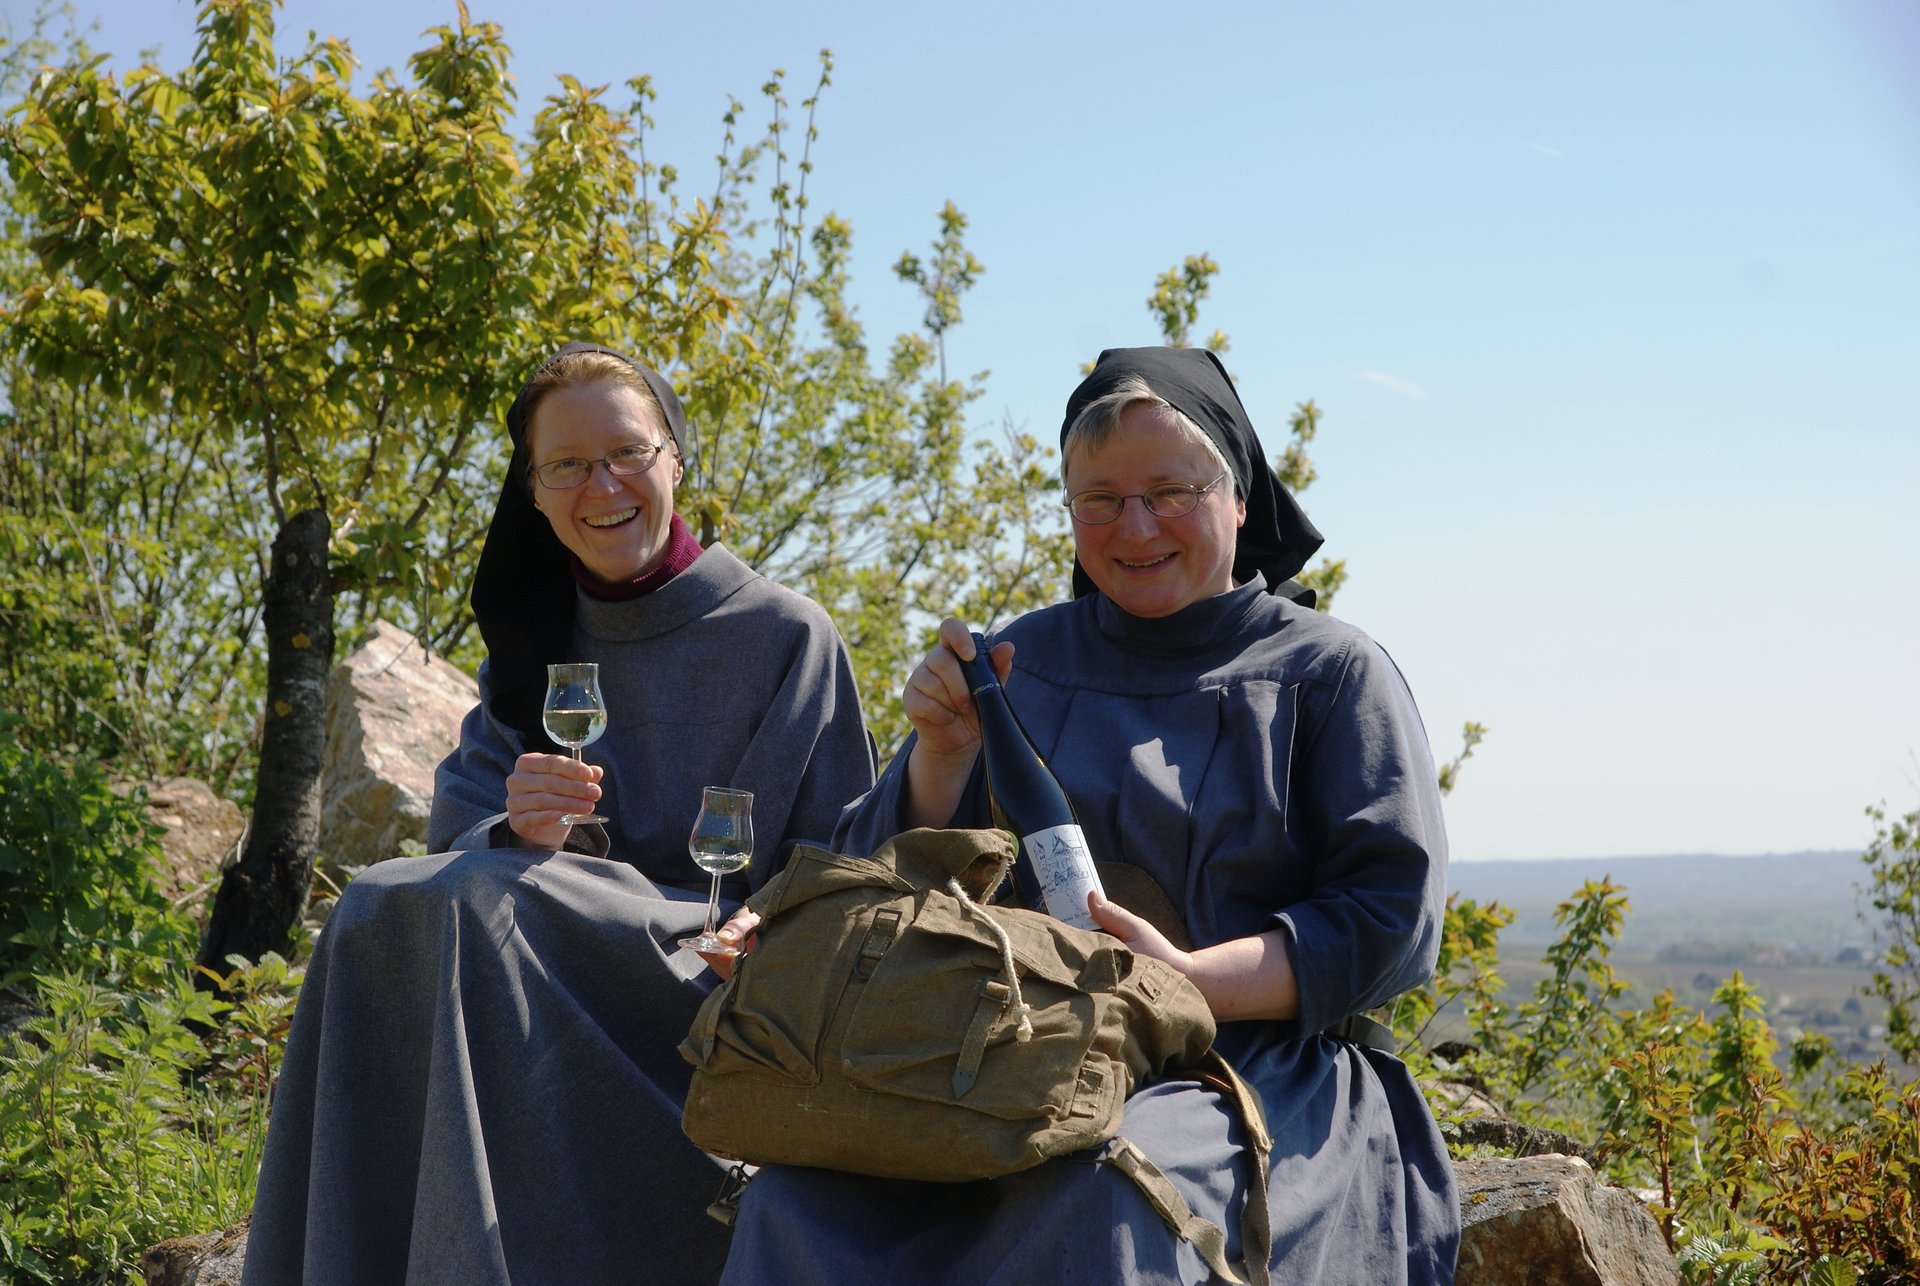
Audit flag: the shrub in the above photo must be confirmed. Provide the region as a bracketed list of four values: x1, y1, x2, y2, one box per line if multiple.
[0, 721, 187, 987]
[1407, 870, 1920, 1282]
[1862, 802, 1920, 1065]
[0, 954, 299, 1284]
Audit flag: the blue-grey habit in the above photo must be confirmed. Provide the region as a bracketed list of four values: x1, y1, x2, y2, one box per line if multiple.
[721, 576, 1458, 1284]
[242, 546, 876, 1286]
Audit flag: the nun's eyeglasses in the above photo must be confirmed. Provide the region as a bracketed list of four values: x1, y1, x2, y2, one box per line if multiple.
[530, 442, 670, 490]
[1063, 472, 1229, 525]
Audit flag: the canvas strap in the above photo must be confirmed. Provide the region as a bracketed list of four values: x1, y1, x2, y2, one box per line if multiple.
[1103, 1138, 1247, 1284]
[1099, 1051, 1274, 1286]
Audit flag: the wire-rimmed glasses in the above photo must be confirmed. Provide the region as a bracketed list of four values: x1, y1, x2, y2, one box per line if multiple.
[1062, 471, 1230, 525]
[530, 442, 671, 490]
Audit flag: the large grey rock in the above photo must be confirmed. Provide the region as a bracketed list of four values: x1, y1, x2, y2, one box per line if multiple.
[141, 1214, 247, 1285]
[1455, 1153, 1679, 1286]
[320, 619, 476, 870]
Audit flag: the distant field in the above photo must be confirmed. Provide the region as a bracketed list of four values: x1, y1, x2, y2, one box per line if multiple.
[1446, 850, 1873, 956]
[1393, 851, 1918, 1073]
[1382, 856, 1920, 1074]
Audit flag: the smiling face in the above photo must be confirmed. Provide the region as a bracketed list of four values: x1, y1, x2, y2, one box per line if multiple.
[527, 378, 684, 583]
[1063, 401, 1246, 618]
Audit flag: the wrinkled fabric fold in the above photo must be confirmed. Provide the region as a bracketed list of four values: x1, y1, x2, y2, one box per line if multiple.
[244, 850, 733, 1286]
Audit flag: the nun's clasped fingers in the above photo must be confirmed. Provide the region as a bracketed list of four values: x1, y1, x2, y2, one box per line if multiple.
[506, 752, 603, 847]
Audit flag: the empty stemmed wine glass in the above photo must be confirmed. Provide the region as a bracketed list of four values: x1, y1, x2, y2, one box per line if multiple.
[678, 786, 755, 957]
[543, 662, 610, 826]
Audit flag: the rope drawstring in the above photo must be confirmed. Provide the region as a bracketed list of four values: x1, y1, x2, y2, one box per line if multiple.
[946, 877, 1034, 1042]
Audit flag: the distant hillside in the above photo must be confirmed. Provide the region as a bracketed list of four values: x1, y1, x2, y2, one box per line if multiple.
[1447, 851, 1873, 956]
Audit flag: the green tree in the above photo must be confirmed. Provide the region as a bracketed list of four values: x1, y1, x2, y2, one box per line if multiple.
[2, 0, 703, 964]
[0, 8, 265, 785]
[0, 360, 273, 786]
[1146, 252, 1229, 353]
[1139, 253, 1351, 608]
[660, 167, 1070, 747]
[1861, 799, 1920, 1064]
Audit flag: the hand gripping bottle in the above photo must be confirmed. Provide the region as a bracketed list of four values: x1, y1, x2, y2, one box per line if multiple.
[958, 633, 1104, 929]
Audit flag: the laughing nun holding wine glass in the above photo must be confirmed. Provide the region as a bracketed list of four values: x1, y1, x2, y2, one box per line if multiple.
[722, 346, 1459, 1285]
[243, 344, 875, 1286]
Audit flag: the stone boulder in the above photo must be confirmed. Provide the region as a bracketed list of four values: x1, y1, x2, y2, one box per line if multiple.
[1423, 1076, 1503, 1120]
[1424, 1078, 1595, 1162]
[142, 1214, 247, 1285]
[1455, 1153, 1679, 1285]
[320, 619, 477, 871]
[136, 777, 247, 919]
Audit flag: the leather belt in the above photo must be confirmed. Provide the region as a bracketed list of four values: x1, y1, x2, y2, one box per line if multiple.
[1321, 1012, 1396, 1053]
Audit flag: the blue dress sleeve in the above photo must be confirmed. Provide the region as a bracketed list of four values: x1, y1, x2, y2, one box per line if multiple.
[1273, 635, 1448, 1035]
[428, 659, 526, 853]
[727, 606, 878, 885]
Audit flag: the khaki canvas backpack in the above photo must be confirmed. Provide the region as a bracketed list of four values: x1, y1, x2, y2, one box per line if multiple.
[678, 828, 1274, 1285]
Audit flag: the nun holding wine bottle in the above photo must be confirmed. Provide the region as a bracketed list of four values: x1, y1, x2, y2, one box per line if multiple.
[242, 344, 875, 1286]
[721, 346, 1459, 1285]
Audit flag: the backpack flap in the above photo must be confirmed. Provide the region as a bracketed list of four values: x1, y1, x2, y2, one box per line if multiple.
[748, 842, 914, 921]
[876, 827, 1016, 902]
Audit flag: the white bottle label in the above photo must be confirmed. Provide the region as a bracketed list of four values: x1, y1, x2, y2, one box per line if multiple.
[1023, 824, 1105, 931]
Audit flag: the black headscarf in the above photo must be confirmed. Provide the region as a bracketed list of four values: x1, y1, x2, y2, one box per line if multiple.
[1059, 346, 1324, 606]
[470, 342, 693, 746]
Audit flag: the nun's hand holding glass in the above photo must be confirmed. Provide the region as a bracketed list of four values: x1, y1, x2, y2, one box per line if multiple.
[699, 906, 761, 981]
[505, 753, 605, 848]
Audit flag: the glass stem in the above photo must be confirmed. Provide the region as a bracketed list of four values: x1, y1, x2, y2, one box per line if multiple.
[569, 744, 585, 825]
[703, 872, 723, 937]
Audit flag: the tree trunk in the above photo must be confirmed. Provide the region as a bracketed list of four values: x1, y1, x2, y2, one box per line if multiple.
[198, 509, 334, 976]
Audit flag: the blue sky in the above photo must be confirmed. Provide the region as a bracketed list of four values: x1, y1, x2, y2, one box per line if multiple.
[19, 0, 1920, 861]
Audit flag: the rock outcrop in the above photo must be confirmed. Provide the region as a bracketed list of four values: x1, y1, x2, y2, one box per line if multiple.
[319, 619, 477, 871]
[1424, 1077, 1596, 1162]
[138, 777, 247, 918]
[1455, 1153, 1679, 1285]
[142, 1214, 248, 1285]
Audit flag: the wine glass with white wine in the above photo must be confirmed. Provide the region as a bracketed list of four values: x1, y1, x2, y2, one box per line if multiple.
[543, 662, 610, 826]
[678, 786, 755, 956]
